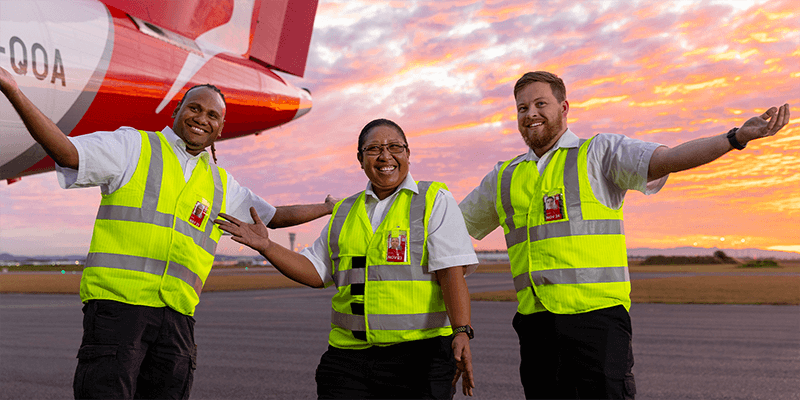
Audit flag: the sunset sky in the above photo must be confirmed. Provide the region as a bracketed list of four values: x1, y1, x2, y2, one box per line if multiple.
[1, 0, 798, 257]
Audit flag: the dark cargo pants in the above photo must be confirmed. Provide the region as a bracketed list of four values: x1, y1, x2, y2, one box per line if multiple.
[513, 305, 636, 399]
[315, 335, 457, 399]
[73, 300, 197, 400]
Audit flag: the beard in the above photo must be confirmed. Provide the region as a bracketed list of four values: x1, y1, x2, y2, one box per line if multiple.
[521, 112, 564, 151]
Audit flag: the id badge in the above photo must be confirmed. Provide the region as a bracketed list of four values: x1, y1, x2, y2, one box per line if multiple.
[386, 230, 407, 262]
[543, 193, 565, 222]
[189, 198, 210, 228]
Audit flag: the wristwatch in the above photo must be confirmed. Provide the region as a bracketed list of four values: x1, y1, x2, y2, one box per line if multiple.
[726, 127, 746, 150]
[452, 325, 474, 340]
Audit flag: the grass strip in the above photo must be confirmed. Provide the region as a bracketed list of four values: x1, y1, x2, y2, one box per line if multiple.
[2, 265, 798, 305]
[0, 273, 302, 295]
[470, 276, 800, 305]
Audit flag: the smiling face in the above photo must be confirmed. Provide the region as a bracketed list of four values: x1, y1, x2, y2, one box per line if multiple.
[516, 81, 569, 157]
[172, 87, 226, 156]
[357, 125, 410, 200]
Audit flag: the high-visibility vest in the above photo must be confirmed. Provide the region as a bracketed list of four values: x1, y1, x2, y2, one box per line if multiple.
[497, 137, 630, 315]
[326, 181, 452, 349]
[80, 130, 228, 316]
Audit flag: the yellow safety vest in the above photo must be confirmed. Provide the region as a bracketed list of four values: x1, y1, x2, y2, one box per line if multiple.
[326, 181, 452, 349]
[497, 137, 630, 315]
[80, 130, 228, 316]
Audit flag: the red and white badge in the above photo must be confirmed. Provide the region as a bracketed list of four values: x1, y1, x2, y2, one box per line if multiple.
[386, 232, 407, 262]
[543, 194, 565, 222]
[189, 199, 210, 228]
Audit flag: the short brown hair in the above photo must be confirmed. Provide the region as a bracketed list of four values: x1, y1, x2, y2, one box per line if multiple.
[513, 71, 566, 103]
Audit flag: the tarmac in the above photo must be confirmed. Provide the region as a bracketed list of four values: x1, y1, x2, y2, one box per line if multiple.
[1, 272, 799, 399]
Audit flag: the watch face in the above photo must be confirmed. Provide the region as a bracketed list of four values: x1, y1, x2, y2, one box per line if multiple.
[454, 325, 474, 339]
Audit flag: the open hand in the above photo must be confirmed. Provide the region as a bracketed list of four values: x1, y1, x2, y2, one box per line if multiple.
[451, 335, 475, 396]
[214, 207, 271, 253]
[738, 103, 791, 144]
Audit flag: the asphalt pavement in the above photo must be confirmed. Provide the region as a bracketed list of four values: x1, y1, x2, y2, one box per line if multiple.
[1, 272, 798, 399]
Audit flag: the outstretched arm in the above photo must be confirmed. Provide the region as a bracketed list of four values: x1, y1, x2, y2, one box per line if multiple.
[648, 104, 790, 181]
[215, 207, 324, 288]
[267, 194, 338, 229]
[0, 67, 79, 169]
[436, 266, 475, 397]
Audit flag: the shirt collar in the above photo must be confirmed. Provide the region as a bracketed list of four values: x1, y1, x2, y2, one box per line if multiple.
[365, 172, 418, 201]
[522, 128, 580, 163]
[161, 126, 210, 162]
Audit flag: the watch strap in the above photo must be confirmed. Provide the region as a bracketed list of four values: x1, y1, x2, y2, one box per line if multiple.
[726, 127, 745, 150]
[452, 325, 474, 339]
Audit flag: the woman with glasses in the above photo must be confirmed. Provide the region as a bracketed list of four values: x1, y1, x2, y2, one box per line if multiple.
[215, 118, 478, 399]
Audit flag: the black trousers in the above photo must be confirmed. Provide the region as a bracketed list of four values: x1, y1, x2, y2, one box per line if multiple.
[315, 335, 457, 399]
[73, 300, 197, 400]
[512, 305, 636, 400]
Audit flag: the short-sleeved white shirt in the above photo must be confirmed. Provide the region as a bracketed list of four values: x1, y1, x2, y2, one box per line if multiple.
[300, 173, 479, 285]
[459, 129, 668, 239]
[56, 126, 276, 224]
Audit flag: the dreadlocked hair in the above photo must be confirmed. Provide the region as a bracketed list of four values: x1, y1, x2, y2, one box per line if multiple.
[210, 143, 218, 164]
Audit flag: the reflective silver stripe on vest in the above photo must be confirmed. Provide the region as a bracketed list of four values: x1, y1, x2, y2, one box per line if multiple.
[529, 219, 624, 241]
[329, 193, 361, 277]
[500, 155, 526, 248]
[369, 311, 450, 330]
[334, 264, 437, 287]
[332, 309, 366, 331]
[513, 266, 629, 290]
[142, 130, 164, 219]
[505, 226, 528, 250]
[203, 165, 224, 251]
[96, 205, 173, 227]
[513, 272, 532, 292]
[174, 219, 217, 255]
[530, 266, 629, 285]
[85, 252, 166, 276]
[85, 252, 204, 295]
[409, 181, 430, 269]
[331, 309, 450, 331]
[334, 268, 365, 287]
[167, 261, 204, 295]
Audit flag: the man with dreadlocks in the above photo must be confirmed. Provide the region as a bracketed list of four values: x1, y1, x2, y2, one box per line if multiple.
[0, 67, 335, 399]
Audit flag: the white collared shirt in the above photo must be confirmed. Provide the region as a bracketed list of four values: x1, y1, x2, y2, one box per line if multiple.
[56, 126, 276, 224]
[300, 173, 479, 285]
[459, 129, 668, 239]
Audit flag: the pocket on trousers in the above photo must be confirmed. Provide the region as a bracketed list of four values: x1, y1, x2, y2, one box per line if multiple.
[76, 344, 118, 360]
[74, 344, 119, 399]
[190, 344, 197, 370]
[180, 344, 197, 400]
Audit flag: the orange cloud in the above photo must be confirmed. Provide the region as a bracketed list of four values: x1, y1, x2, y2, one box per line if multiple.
[654, 78, 730, 96]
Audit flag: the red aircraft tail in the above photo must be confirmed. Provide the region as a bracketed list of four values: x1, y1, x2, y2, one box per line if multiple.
[100, 0, 318, 77]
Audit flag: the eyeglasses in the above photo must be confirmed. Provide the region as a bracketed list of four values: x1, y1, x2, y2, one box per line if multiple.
[361, 143, 408, 156]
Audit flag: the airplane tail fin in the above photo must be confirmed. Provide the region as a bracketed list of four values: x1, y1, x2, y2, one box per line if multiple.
[100, 0, 317, 77]
[248, 0, 319, 77]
